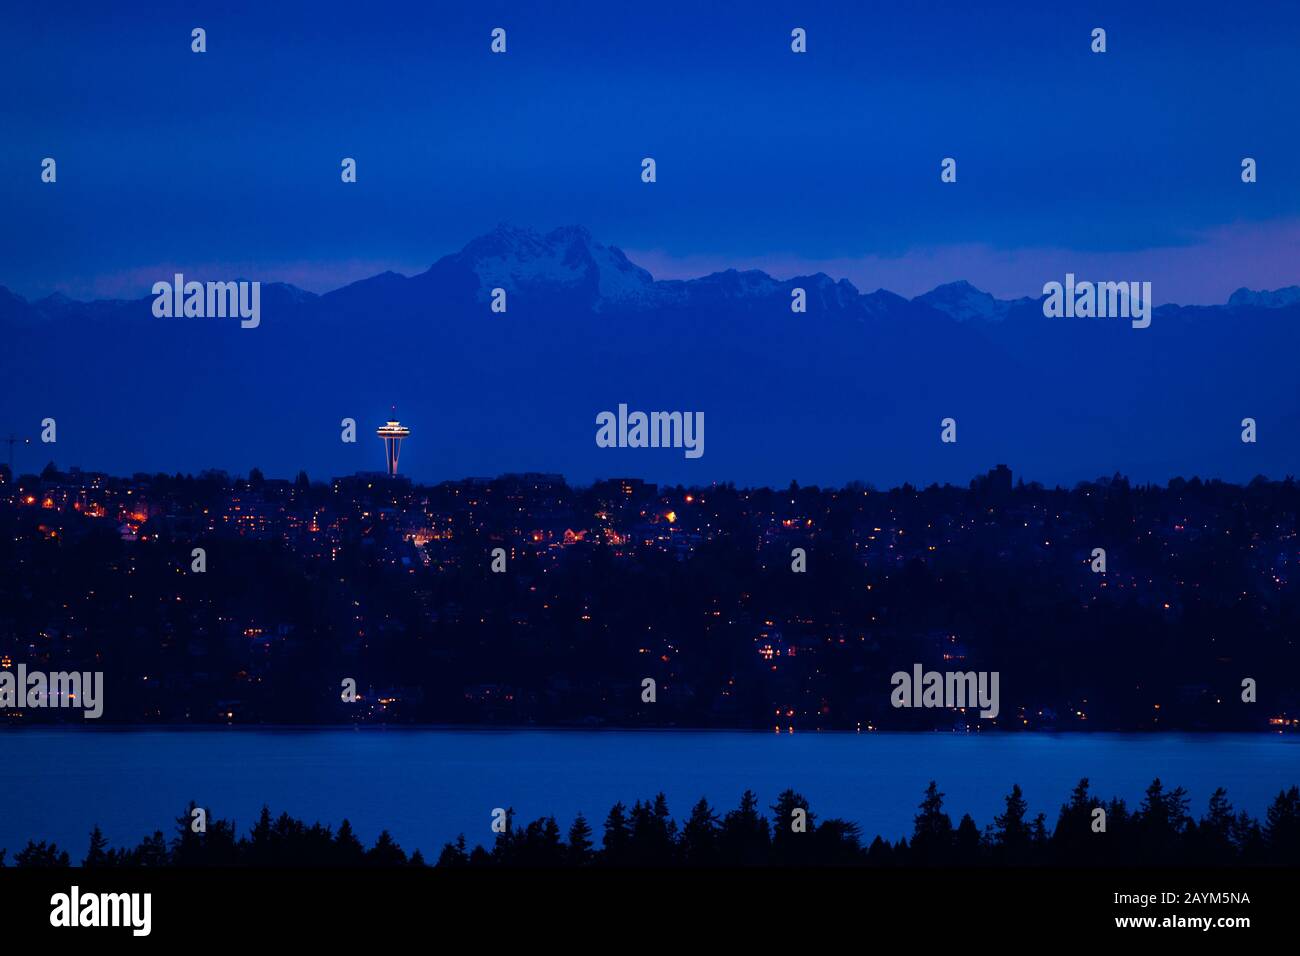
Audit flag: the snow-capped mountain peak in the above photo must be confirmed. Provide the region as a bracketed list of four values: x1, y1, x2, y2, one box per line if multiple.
[442, 223, 656, 308]
[1227, 286, 1300, 309]
[913, 280, 1016, 322]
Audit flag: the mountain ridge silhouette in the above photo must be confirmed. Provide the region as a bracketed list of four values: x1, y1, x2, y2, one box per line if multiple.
[2, 223, 1298, 487]
[6, 223, 1298, 319]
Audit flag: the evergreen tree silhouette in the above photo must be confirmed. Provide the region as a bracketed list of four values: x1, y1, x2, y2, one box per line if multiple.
[83, 825, 110, 868]
[993, 784, 1032, 864]
[628, 795, 676, 865]
[171, 801, 203, 865]
[1136, 779, 1190, 863]
[133, 831, 169, 867]
[771, 789, 816, 865]
[680, 798, 720, 866]
[720, 790, 770, 866]
[1030, 813, 1050, 858]
[540, 817, 566, 866]
[1234, 809, 1265, 862]
[893, 835, 910, 862]
[1051, 778, 1098, 865]
[1103, 797, 1133, 864]
[952, 813, 982, 865]
[490, 808, 518, 864]
[652, 794, 679, 850]
[567, 813, 594, 866]
[436, 834, 470, 867]
[366, 830, 407, 866]
[300, 822, 337, 867]
[865, 834, 893, 866]
[333, 819, 366, 865]
[1263, 785, 1300, 863]
[810, 818, 863, 865]
[1197, 787, 1237, 864]
[247, 805, 274, 865]
[16, 840, 70, 867]
[205, 817, 244, 866]
[5, 777, 1299, 869]
[911, 781, 954, 865]
[601, 802, 631, 866]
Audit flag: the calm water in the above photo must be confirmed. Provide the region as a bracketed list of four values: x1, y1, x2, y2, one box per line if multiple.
[1, 729, 1297, 859]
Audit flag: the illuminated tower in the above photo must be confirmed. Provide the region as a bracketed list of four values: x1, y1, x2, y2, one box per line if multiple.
[376, 409, 411, 477]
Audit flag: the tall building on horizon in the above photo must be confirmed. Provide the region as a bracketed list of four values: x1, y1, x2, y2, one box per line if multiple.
[376, 410, 411, 478]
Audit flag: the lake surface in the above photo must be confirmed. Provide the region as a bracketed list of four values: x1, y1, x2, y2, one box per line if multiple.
[1, 729, 1297, 859]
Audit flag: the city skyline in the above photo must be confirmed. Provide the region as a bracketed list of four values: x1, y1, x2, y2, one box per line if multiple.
[6, 456, 1297, 732]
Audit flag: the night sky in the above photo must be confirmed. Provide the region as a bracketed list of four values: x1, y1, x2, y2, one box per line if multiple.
[3, 0, 1298, 303]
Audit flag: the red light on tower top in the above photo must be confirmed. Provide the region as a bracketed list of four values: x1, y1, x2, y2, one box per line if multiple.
[376, 407, 411, 477]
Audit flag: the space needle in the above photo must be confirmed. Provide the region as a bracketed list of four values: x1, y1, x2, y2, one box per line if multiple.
[376, 408, 411, 477]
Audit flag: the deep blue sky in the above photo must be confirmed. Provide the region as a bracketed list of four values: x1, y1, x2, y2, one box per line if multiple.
[3, 0, 1299, 302]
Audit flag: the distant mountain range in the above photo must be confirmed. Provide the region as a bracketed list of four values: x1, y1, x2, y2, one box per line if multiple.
[2, 224, 1298, 487]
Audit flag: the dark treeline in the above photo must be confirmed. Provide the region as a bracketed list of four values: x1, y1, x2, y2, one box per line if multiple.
[5, 779, 1299, 868]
